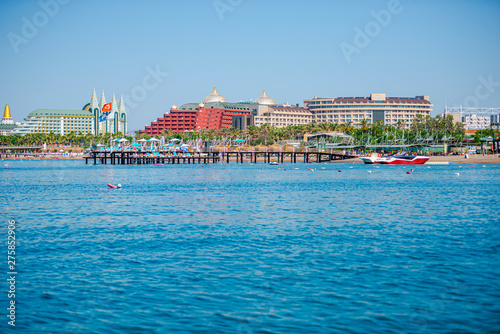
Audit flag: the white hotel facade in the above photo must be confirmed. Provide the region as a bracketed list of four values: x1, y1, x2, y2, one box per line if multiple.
[303, 93, 433, 128]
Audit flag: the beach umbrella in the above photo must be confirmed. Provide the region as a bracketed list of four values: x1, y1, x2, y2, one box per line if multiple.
[269, 143, 283, 152]
[254, 144, 268, 152]
[235, 139, 245, 142]
[96, 143, 105, 147]
[211, 145, 226, 153]
[170, 138, 181, 142]
[137, 138, 148, 142]
[117, 138, 129, 142]
[148, 138, 160, 142]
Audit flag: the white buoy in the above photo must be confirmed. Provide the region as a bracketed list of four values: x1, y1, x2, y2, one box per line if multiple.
[455, 173, 460, 176]
[368, 171, 372, 173]
[117, 184, 122, 188]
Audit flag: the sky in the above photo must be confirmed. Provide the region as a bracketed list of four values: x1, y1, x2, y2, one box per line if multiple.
[1, 0, 499, 131]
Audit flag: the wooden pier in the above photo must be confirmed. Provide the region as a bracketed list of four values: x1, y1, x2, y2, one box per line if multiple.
[85, 150, 355, 165]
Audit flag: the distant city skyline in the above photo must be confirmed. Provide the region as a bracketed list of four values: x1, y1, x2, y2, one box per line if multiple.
[1, 0, 499, 131]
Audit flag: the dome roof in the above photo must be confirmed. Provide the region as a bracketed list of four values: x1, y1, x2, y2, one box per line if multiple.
[202, 86, 226, 103]
[171, 104, 178, 110]
[198, 102, 205, 108]
[255, 89, 275, 105]
[3, 104, 12, 119]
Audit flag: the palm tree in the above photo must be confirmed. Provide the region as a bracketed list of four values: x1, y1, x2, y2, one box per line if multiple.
[359, 119, 370, 133]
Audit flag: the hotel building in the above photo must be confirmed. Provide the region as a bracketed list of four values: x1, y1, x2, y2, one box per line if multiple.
[142, 87, 258, 135]
[253, 105, 313, 128]
[303, 93, 433, 128]
[142, 88, 316, 135]
[462, 114, 490, 130]
[11, 90, 127, 136]
[251, 90, 313, 128]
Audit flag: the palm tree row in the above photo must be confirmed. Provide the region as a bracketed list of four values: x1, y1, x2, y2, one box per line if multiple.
[0, 131, 128, 147]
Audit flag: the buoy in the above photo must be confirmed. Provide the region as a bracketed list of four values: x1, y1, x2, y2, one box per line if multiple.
[406, 172, 411, 174]
[338, 170, 342, 172]
[107, 183, 118, 188]
[368, 171, 371, 173]
[4, 166, 8, 169]
[455, 173, 460, 176]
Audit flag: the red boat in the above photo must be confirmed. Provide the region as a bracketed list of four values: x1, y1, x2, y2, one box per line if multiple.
[379, 152, 429, 165]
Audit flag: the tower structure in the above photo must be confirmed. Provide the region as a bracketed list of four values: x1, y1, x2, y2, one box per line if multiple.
[117, 95, 127, 134]
[109, 94, 118, 133]
[89, 89, 100, 135]
[2, 105, 14, 124]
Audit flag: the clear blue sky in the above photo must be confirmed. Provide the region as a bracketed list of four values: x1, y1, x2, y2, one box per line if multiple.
[1, 0, 499, 131]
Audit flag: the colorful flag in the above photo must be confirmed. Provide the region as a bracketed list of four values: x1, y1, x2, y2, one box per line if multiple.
[102, 103, 112, 112]
[99, 113, 108, 122]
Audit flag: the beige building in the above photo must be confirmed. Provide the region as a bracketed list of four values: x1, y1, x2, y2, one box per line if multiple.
[303, 93, 433, 129]
[251, 90, 313, 127]
[254, 104, 313, 127]
[462, 114, 490, 130]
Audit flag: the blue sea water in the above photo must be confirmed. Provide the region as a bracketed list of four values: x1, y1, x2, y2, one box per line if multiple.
[1, 160, 499, 333]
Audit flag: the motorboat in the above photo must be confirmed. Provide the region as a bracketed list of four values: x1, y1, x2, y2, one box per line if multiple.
[379, 152, 429, 165]
[269, 161, 279, 165]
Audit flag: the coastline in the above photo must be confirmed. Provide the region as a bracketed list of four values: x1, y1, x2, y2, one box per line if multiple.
[2, 154, 500, 164]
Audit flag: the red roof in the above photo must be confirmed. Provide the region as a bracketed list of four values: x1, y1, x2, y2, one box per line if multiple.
[333, 97, 431, 104]
[271, 107, 311, 113]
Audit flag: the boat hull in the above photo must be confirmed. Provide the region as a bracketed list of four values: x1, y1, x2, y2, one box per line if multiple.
[360, 157, 383, 164]
[380, 156, 429, 165]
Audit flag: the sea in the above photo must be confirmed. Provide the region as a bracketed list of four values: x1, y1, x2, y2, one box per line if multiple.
[1, 160, 499, 333]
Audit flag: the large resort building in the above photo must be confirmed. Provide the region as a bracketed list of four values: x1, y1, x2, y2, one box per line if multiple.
[142, 88, 314, 135]
[304, 93, 433, 128]
[141, 87, 257, 135]
[251, 90, 313, 127]
[11, 89, 127, 136]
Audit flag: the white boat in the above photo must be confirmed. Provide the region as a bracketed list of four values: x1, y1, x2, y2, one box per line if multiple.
[359, 153, 385, 164]
[269, 161, 279, 165]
